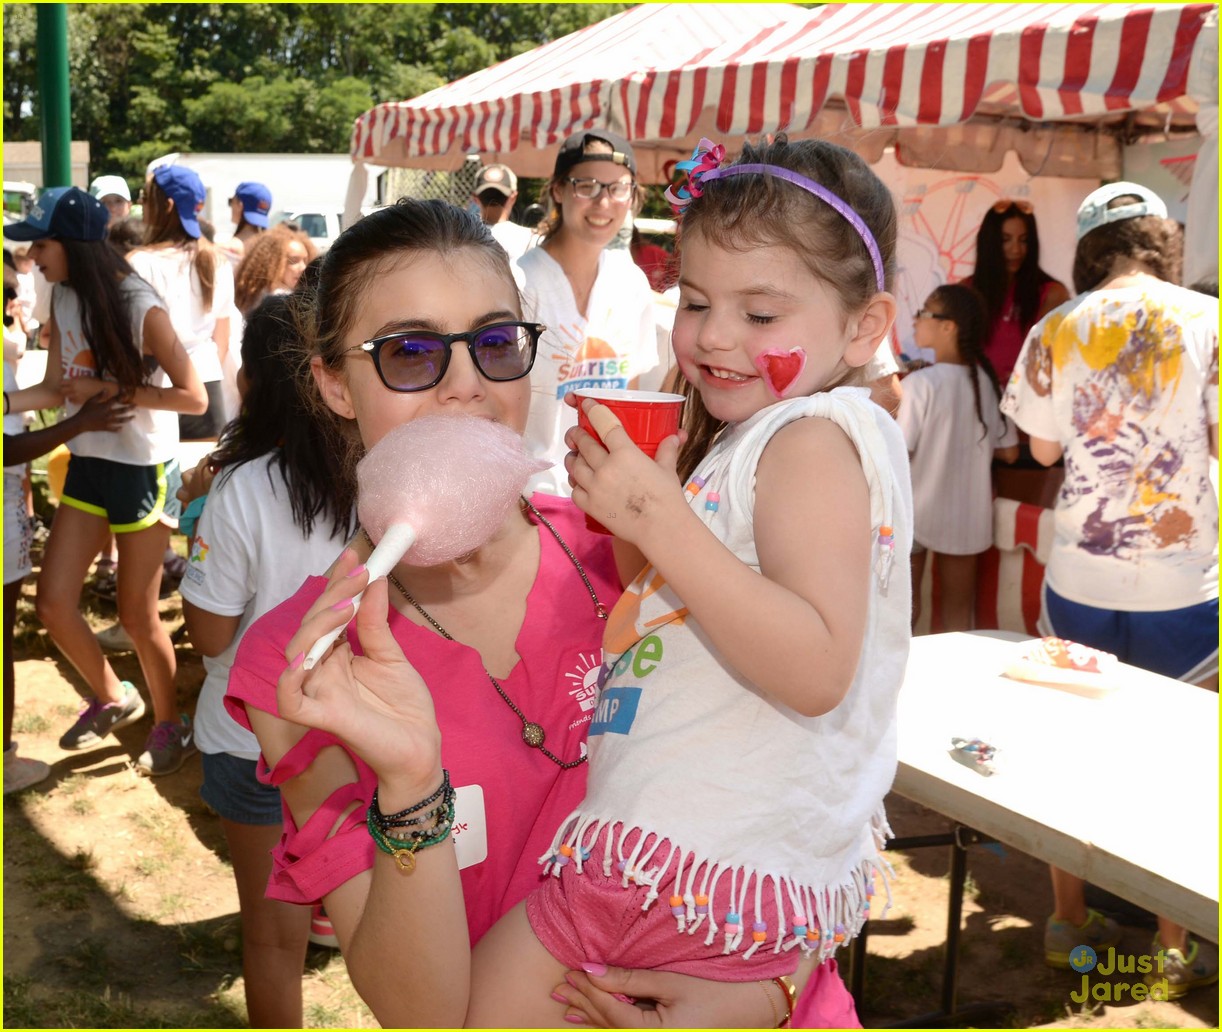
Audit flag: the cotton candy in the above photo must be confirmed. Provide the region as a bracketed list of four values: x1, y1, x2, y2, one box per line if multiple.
[356, 414, 550, 567]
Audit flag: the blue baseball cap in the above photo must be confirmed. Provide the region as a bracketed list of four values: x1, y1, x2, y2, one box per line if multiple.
[2, 186, 109, 242]
[232, 181, 272, 228]
[152, 164, 206, 239]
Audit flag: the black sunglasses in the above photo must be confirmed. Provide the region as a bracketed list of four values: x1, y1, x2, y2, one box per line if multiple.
[346, 321, 544, 393]
[915, 309, 953, 322]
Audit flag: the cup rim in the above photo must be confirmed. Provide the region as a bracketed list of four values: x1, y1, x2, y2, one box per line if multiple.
[573, 388, 686, 404]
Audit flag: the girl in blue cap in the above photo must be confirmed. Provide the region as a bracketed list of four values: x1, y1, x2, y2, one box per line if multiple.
[2, 185, 207, 777]
[131, 164, 235, 442]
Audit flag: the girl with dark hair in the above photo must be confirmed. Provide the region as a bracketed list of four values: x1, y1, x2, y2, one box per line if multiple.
[241, 131, 913, 1024]
[898, 284, 1018, 631]
[178, 294, 353, 1027]
[226, 197, 816, 1027]
[131, 165, 235, 440]
[2, 186, 207, 777]
[962, 200, 1069, 385]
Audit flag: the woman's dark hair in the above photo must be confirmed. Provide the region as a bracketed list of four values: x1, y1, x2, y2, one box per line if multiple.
[61, 238, 147, 392]
[670, 135, 898, 481]
[210, 294, 353, 539]
[105, 216, 145, 257]
[925, 284, 1002, 441]
[1072, 201, 1182, 293]
[300, 198, 516, 517]
[971, 203, 1056, 336]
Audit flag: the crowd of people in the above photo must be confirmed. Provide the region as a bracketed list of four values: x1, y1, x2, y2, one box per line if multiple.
[2, 135, 1216, 1028]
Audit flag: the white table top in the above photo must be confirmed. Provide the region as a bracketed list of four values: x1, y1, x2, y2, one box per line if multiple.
[894, 632, 1219, 940]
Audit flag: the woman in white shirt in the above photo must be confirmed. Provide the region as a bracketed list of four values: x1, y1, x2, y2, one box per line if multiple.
[129, 165, 235, 440]
[517, 130, 664, 494]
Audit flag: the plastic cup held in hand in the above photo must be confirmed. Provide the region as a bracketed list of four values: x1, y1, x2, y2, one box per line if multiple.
[574, 388, 684, 534]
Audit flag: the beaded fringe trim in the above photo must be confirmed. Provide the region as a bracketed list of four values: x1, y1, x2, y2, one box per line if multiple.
[539, 807, 895, 961]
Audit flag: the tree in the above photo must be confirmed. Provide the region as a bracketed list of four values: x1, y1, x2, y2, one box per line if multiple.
[3, 3, 633, 181]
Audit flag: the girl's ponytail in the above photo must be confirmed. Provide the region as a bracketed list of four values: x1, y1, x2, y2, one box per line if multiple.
[926, 284, 1001, 441]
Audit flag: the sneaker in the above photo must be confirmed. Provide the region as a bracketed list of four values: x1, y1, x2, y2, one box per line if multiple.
[160, 554, 188, 599]
[1147, 936, 1218, 999]
[58, 683, 147, 750]
[309, 904, 340, 949]
[95, 622, 136, 653]
[4, 742, 50, 794]
[1044, 908, 1121, 967]
[88, 557, 118, 601]
[135, 715, 196, 776]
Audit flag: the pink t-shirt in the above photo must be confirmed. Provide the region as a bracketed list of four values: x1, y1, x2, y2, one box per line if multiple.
[225, 495, 619, 945]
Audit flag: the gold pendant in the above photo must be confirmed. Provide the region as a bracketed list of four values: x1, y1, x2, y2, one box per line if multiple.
[392, 848, 417, 874]
[522, 722, 546, 748]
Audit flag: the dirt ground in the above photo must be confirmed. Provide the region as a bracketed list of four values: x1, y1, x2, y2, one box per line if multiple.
[3, 572, 1218, 1029]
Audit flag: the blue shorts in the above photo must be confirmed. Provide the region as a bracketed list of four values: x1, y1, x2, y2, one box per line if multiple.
[199, 751, 283, 826]
[1043, 585, 1219, 682]
[61, 454, 182, 533]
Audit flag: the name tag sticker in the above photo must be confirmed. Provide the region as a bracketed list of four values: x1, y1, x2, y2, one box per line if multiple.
[452, 784, 488, 870]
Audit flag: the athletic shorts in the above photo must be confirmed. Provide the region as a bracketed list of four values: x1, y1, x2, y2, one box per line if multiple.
[179, 380, 226, 441]
[61, 454, 182, 533]
[1042, 584, 1219, 683]
[4, 472, 32, 584]
[200, 751, 283, 826]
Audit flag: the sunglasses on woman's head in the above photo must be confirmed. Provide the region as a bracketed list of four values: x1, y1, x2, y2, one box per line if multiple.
[991, 198, 1034, 215]
[346, 321, 544, 393]
[915, 309, 953, 322]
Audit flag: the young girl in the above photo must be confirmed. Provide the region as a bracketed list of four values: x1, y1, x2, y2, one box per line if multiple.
[274, 138, 913, 1027]
[233, 225, 316, 318]
[227, 199, 813, 1029]
[2, 186, 207, 777]
[130, 164, 234, 440]
[178, 294, 353, 1027]
[898, 284, 1018, 631]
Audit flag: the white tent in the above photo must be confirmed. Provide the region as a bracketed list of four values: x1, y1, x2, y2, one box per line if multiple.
[349, 2, 1218, 279]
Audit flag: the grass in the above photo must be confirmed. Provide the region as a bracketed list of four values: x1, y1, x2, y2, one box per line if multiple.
[3, 975, 245, 1029]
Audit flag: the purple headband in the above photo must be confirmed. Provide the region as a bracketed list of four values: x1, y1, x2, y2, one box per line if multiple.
[665, 138, 886, 294]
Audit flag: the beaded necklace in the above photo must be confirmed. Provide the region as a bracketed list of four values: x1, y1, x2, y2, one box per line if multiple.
[363, 499, 606, 769]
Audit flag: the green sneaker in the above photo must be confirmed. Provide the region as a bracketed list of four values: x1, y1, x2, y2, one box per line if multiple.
[1044, 908, 1121, 967]
[1146, 937, 1218, 999]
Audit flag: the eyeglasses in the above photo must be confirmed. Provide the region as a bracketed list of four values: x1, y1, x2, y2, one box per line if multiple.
[346, 321, 544, 393]
[991, 198, 1034, 214]
[566, 177, 635, 202]
[915, 309, 953, 322]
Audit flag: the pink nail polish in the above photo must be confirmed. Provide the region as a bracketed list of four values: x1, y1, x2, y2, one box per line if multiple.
[346, 563, 367, 578]
[564, 1016, 586, 1025]
[550, 992, 568, 1004]
[612, 993, 635, 1004]
[330, 598, 351, 611]
[288, 652, 305, 670]
[564, 974, 579, 988]
[580, 961, 607, 977]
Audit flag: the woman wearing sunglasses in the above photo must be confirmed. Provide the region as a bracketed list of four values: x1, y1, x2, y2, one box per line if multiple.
[961, 199, 1069, 385]
[517, 130, 666, 495]
[225, 200, 790, 1027]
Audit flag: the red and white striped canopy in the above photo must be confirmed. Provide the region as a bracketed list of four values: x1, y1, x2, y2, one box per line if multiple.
[351, 2, 1217, 180]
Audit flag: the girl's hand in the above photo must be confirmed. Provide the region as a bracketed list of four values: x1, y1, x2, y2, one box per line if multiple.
[564, 400, 686, 549]
[552, 965, 781, 1027]
[70, 392, 135, 434]
[277, 549, 442, 797]
[177, 452, 217, 506]
[61, 376, 114, 406]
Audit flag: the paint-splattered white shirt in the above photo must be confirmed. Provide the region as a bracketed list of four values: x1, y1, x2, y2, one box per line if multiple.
[1002, 279, 1219, 610]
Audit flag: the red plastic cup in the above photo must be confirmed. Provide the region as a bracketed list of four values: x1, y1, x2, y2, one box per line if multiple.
[574, 388, 685, 534]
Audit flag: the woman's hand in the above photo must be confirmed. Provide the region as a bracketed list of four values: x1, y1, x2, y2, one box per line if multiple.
[177, 452, 217, 506]
[564, 400, 686, 549]
[276, 549, 443, 800]
[61, 376, 115, 406]
[551, 965, 781, 1028]
[68, 392, 135, 434]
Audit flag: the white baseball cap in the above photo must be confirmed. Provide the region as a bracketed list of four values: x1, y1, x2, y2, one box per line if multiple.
[89, 174, 132, 202]
[1076, 181, 1168, 240]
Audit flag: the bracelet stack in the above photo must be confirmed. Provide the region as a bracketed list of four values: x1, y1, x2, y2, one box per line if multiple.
[366, 770, 455, 874]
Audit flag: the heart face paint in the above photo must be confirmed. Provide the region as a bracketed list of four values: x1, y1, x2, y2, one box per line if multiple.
[754, 347, 808, 399]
